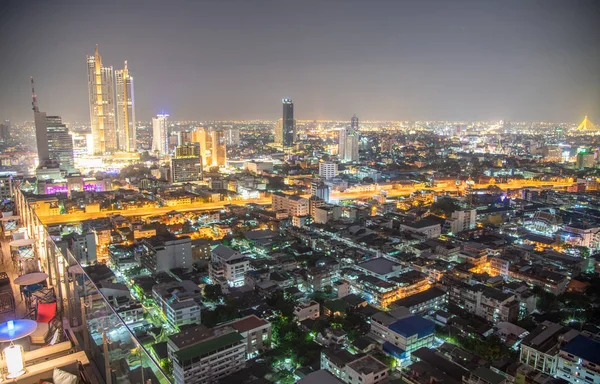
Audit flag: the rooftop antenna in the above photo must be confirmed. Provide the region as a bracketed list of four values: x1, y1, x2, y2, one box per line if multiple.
[30, 76, 39, 113]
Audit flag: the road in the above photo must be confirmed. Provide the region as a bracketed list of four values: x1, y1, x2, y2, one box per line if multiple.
[330, 180, 574, 200]
[38, 180, 574, 225]
[39, 198, 272, 225]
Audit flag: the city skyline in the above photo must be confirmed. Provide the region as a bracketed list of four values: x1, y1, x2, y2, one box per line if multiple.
[1, 0, 599, 124]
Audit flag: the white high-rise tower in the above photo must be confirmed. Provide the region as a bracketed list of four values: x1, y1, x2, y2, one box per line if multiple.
[339, 114, 359, 163]
[152, 114, 169, 154]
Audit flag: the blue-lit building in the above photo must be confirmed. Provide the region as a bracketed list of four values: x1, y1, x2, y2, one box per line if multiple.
[557, 335, 600, 384]
[382, 315, 435, 362]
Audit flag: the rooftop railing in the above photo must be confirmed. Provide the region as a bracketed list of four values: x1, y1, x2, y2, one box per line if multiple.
[16, 189, 172, 384]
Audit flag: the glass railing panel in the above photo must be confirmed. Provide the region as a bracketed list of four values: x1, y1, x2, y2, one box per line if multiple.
[35, 219, 171, 384]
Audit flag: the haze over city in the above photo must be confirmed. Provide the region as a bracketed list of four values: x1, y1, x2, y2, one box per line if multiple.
[1, 0, 599, 123]
[2, 2, 600, 384]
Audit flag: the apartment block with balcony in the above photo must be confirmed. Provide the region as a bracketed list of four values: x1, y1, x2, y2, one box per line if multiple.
[152, 280, 203, 328]
[556, 335, 600, 384]
[294, 300, 321, 321]
[168, 325, 247, 384]
[321, 349, 389, 384]
[520, 321, 580, 375]
[215, 315, 272, 359]
[272, 192, 310, 218]
[209, 244, 250, 289]
[136, 234, 193, 274]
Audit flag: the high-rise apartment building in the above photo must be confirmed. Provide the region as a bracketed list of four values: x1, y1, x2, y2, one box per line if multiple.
[171, 144, 203, 183]
[226, 127, 240, 147]
[192, 127, 226, 167]
[152, 114, 169, 154]
[311, 179, 330, 203]
[449, 209, 477, 234]
[0, 120, 10, 141]
[193, 127, 212, 167]
[87, 45, 117, 155]
[339, 114, 359, 163]
[115, 61, 136, 152]
[46, 116, 75, 172]
[211, 129, 227, 167]
[576, 151, 595, 169]
[319, 162, 338, 180]
[274, 118, 283, 145]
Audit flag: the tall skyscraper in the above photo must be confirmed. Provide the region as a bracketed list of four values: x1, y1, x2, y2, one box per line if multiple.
[193, 127, 212, 167]
[0, 120, 10, 141]
[274, 118, 283, 145]
[31, 77, 74, 172]
[115, 61, 136, 152]
[152, 114, 169, 154]
[282, 99, 295, 147]
[211, 129, 227, 167]
[192, 127, 226, 167]
[225, 127, 240, 147]
[339, 114, 359, 163]
[87, 45, 117, 155]
[351, 114, 359, 132]
[46, 116, 75, 171]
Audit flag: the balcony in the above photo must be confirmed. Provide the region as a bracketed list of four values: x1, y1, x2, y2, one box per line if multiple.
[4, 192, 171, 383]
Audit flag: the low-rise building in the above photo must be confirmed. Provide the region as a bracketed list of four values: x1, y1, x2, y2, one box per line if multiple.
[520, 321, 580, 375]
[294, 300, 321, 321]
[389, 287, 447, 315]
[321, 349, 389, 384]
[214, 315, 272, 359]
[382, 315, 435, 361]
[168, 325, 246, 384]
[556, 335, 600, 384]
[272, 192, 309, 218]
[400, 218, 442, 239]
[465, 367, 507, 384]
[209, 244, 250, 288]
[152, 280, 202, 328]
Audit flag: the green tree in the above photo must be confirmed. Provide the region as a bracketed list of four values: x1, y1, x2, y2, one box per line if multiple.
[203, 284, 224, 302]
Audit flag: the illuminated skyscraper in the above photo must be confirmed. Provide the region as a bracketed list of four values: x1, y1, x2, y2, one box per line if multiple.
[152, 114, 169, 154]
[211, 129, 227, 167]
[193, 127, 212, 167]
[87, 45, 117, 155]
[226, 127, 240, 147]
[274, 118, 283, 145]
[282, 99, 295, 147]
[115, 61, 136, 152]
[339, 114, 359, 163]
[171, 144, 202, 183]
[46, 116, 75, 171]
[192, 127, 226, 167]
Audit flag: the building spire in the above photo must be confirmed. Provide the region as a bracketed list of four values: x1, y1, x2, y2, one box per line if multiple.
[30, 76, 39, 113]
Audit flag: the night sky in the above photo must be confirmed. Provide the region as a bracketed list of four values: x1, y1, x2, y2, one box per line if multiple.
[1, 0, 599, 123]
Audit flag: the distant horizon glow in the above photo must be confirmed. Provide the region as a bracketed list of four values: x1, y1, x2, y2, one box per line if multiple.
[0, 0, 599, 123]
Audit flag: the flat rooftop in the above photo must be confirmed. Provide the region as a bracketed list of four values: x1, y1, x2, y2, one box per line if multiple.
[357, 257, 400, 276]
[561, 335, 600, 365]
[347, 354, 388, 375]
[389, 315, 435, 338]
[390, 287, 446, 309]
